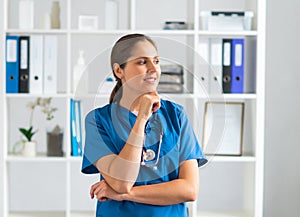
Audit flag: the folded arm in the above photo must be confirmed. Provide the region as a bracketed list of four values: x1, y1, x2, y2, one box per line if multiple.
[91, 159, 199, 206]
[94, 115, 146, 194]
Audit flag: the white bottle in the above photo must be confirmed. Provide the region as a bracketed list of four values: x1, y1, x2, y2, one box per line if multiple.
[73, 51, 88, 93]
[105, 0, 118, 30]
[43, 13, 51, 29]
[99, 77, 115, 94]
[19, 0, 34, 29]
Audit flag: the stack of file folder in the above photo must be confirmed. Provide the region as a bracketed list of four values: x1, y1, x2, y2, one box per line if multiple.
[5, 34, 58, 94]
[198, 37, 256, 94]
[157, 64, 184, 93]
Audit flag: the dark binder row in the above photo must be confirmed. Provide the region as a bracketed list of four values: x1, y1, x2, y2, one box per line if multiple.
[6, 35, 30, 93]
[222, 38, 245, 94]
[5, 34, 58, 94]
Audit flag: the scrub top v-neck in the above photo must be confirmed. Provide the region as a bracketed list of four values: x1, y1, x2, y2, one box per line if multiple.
[82, 99, 207, 217]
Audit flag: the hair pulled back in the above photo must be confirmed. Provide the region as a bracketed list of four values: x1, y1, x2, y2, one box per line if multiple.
[109, 34, 157, 103]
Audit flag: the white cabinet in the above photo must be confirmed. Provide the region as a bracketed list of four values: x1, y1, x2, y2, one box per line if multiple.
[0, 0, 266, 216]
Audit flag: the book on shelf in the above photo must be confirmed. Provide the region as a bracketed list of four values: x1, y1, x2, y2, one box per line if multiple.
[70, 99, 83, 156]
[209, 38, 223, 94]
[30, 35, 44, 94]
[43, 35, 58, 94]
[198, 38, 210, 95]
[6, 35, 20, 93]
[231, 38, 245, 93]
[198, 37, 253, 95]
[222, 38, 233, 93]
[5, 34, 58, 94]
[158, 64, 184, 93]
[18, 36, 30, 93]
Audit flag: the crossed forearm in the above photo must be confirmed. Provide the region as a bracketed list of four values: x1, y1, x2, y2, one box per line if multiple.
[91, 160, 199, 206]
[95, 117, 147, 193]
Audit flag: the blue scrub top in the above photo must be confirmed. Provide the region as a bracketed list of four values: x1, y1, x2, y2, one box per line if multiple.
[82, 99, 207, 217]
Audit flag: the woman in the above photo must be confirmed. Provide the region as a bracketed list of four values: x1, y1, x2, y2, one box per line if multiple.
[82, 33, 207, 217]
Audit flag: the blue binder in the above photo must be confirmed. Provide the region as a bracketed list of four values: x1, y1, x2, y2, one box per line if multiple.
[75, 100, 83, 156]
[6, 35, 19, 93]
[231, 38, 244, 93]
[70, 99, 83, 156]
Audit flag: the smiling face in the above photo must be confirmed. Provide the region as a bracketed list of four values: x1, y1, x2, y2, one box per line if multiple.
[115, 40, 161, 94]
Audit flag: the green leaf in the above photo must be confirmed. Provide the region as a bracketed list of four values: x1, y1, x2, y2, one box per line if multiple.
[19, 126, 37, 142]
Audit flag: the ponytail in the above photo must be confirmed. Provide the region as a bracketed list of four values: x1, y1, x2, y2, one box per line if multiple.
[109, 79, 122, 103]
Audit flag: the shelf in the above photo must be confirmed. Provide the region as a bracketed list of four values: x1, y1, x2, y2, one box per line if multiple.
[137, 30, 195, 35]
[81, 93, 196, 100]
[70, 212, 95, 217]
[67, 156, 83, 162]
[5, 154, 84, 163]
[197, 210, 253, 217]
[1, 0, 266, 216]
[9, 211, 95, 217]
[198, 30, 257, 37]
[6, 29, 195, 36]
[206, 155, 256, 163]
[4, 29, 257, 36]
[6, 154, 85, 162]
[160, 93, 196, 99]
[6, 154, 67, 163]
[9, 211, 65, 217]
[5, 93, 70, 98]
[5, 93, 256, 100]
[223, 94, 257, 100]
[5, 29, 69, 34]
[5, 155, 255, 163]
[70, 29, 133, 35]
[194, 94, 257, 100]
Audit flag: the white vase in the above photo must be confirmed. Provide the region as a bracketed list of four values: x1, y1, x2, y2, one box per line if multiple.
[43, 13, 51, 29]
[51, 1, 61, 29]
[18, 0, 34, 29]
[105, 0, 118, 30]
[22, 141, 36, 157]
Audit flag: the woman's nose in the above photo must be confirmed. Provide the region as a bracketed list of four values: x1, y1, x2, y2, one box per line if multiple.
[147, 61, 158, 72]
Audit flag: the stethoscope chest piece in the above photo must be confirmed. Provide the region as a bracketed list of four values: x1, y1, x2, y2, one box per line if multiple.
[143, 149, 156, 161]
[140, 113, 163, 170]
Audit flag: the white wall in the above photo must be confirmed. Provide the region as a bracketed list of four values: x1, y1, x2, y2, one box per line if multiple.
[264, 0, 300, 216]
[0, 0, 5, 215]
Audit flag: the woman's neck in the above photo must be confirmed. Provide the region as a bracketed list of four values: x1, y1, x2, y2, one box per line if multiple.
[119, 88, 142, 112]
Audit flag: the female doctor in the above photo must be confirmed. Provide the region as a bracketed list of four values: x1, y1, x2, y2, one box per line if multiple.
[82, 33, 207, 217]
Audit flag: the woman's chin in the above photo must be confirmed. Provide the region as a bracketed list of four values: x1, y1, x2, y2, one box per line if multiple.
[141, 84, 158, 93]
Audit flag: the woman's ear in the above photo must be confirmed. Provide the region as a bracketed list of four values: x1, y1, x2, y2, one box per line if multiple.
[113, 63, 124, 79]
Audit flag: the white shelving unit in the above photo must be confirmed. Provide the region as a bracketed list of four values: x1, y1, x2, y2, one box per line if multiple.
[0, 0, 266, 217]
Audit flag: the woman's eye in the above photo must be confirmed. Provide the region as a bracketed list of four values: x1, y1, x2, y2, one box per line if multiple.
[154, 59, 160, 64]
[137, 60, 146, 65]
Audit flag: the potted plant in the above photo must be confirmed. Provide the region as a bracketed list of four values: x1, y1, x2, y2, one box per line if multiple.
[19, 126, 37, 157]
[17, 97, 62, 157]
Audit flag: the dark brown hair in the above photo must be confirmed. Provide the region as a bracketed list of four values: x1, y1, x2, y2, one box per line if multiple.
[109, 34, 157, 103]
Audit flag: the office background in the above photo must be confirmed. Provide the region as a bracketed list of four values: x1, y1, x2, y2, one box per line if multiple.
[264, 0, 300, 216]
[0, 0, 300, 216]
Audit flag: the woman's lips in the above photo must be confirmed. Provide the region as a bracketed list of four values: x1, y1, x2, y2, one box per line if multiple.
[144, 77, 157, 83]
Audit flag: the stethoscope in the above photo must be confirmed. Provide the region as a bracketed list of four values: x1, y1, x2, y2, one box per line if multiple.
[140, 113, 163, 170]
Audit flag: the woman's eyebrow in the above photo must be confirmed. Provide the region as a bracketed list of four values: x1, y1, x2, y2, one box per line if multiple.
[132, 56, 159, 60]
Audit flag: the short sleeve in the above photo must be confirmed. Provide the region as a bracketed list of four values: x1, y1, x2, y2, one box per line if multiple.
[81, 109, 116, 174]
[178, 107, 208, 167]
